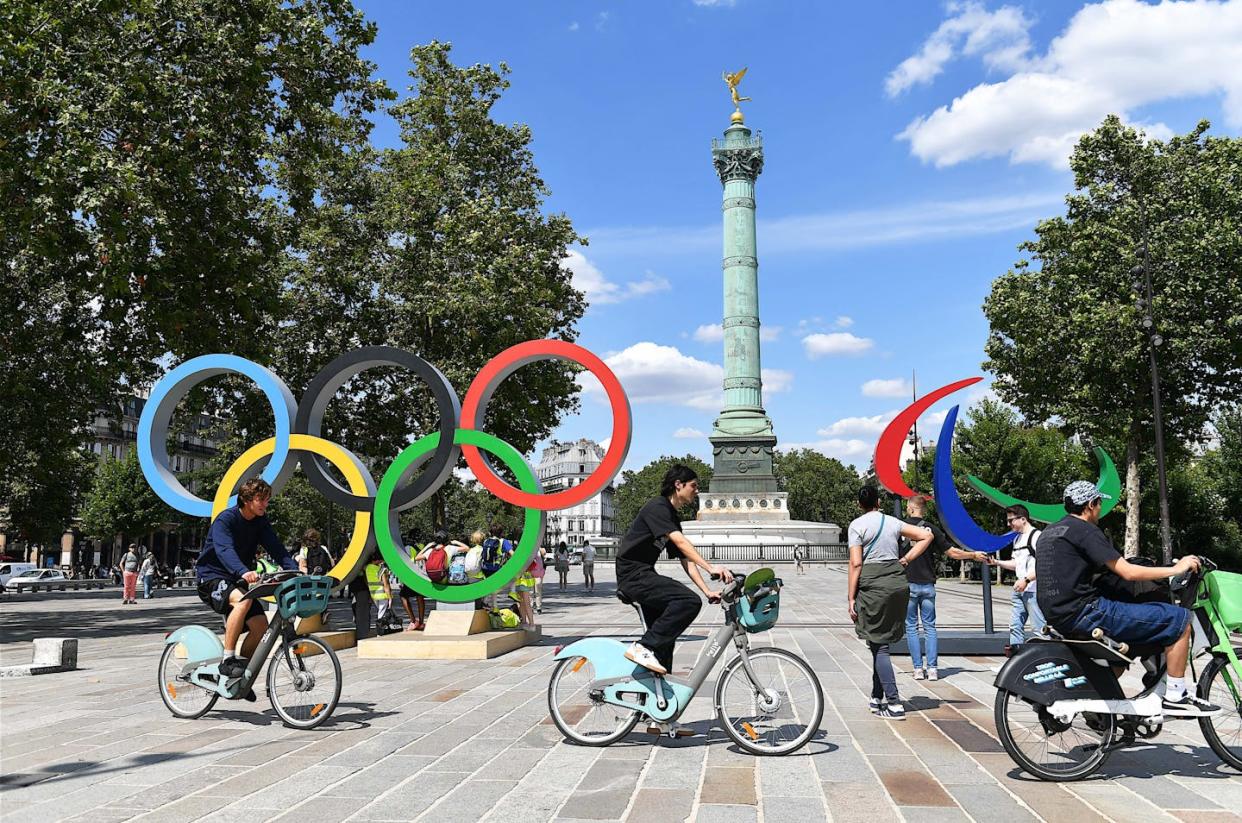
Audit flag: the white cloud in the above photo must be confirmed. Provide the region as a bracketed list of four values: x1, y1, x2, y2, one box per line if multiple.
[781, 437, 874, 465]
[693, 323, 781, 343]
[895, 0, 1242, 168]
[568, 21, 579, 31]
[585, 190, 1063, 257]
[565, 249, 671, 306]
[583, 342, 792, 410]
[693, 0, 738, 6]
[886, 1, 1033, 97]
[834, 315, 854, 329]
[862, 378, 913, 398]
[595, 11, 610, 30]
[693, 324, 724, 343]
[802, 332, 874, 358]
[673, 427, 705, 439]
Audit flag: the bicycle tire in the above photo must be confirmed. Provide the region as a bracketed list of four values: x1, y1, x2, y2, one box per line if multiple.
[714, 647, 824, 755]
[1198, 654, 1242, 772]
[266, 635, 342, 729]
[157, 644, 219, 720]
[994, 688, 1113, 781]
[547, 656, 639, 746]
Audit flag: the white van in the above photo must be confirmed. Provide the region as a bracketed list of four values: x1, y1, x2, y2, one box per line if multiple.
[0, 562, 37, 587]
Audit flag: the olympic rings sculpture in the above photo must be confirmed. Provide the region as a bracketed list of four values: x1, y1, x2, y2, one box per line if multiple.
[874, 377, 1119, 553]
[137, 340, 633, 602]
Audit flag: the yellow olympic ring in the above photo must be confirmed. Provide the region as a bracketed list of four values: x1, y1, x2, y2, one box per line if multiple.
[213, 434, 374, 589]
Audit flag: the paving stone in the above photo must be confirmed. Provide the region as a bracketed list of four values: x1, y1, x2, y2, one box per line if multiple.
[624, 787, 695, 823]
[322, 754, 437, 797]
[700, 765, 756, 806]
[756, 754, 819, 797]
[759, 795, 829, 822]
[559, 758, 647, 819]
[418, 777, 518, 822]
[946, 784, 1039, 822]
[355, 770, 471, 818]
[693, 804, 758, 823]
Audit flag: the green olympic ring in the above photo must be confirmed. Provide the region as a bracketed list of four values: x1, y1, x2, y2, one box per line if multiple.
[966, 446, 1122, 524]
[375, 428, 541, 603]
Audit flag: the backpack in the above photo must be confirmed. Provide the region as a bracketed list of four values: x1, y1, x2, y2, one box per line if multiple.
[448, 551, 468, 585]
[481, 537, 510, 575]
[306, 545, 332, 574]
[464, 545, 483, 576]
[424, 544, 449, 583]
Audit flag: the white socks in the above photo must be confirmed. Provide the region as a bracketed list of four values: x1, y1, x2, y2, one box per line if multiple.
[1165, 676, 1188, 700]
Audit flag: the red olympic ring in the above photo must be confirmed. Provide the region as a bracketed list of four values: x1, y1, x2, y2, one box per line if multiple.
[460, 339, 632, 511]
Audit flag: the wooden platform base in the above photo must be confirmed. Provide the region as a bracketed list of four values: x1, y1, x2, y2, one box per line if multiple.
[356, 627, 541, 660]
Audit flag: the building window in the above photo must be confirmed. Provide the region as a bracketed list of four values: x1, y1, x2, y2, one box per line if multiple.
[579, 464, 584, 473]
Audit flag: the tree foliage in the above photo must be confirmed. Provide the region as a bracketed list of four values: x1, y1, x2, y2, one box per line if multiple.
[983, 116, 1242, 553]
[613, 455, 713, 535]
[80, 449, 170, 543]
[772, 448, 859, 531]
[1, 0, 389, 541]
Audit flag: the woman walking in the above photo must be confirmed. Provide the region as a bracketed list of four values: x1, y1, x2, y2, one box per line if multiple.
[555, 541, 570, 591]
[120, 544, 141, 604]
[847, 486, 932, 720]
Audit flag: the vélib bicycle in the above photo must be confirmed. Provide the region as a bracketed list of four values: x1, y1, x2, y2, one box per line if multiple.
[157, 572, 343, 729]
[547, 568, 824, 755]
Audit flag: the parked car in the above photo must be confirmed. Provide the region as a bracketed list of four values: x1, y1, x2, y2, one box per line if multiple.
[5, 568, 68, 590]
[0, 562, 37, 587]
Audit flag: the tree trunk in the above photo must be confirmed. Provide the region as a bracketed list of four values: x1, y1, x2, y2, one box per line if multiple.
[1124, 429, 1141, 558]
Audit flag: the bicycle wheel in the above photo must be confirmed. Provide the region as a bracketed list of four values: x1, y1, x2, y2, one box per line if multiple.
[157, 643, 219, 720]
[1198, 655, 1242, 772]
[994, 688, 1113, 781]
[714, 647, 824, 755]
[266, 635, 342, 729]
[547, 656, 639, 746]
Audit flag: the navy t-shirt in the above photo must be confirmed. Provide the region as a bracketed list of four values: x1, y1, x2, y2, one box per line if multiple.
[618, 498, 683, 566]
[196, 506, 297, 582]
[1035, 515, 1121, 629]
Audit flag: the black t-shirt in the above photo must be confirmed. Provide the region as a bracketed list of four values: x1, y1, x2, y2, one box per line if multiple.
[1035, 515, 1121, 630]
[617, 498, 683, 566]
[901, 516, 947, 585]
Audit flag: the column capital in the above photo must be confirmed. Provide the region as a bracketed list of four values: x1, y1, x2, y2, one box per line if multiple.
[712, 146, 764, 184]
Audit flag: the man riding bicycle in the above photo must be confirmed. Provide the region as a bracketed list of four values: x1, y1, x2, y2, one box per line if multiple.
[196, 478, 298, 685]
[1035, 481, 1220, 718]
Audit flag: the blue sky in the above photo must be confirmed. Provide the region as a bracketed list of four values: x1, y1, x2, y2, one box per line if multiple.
[356, 0, 1242, 475]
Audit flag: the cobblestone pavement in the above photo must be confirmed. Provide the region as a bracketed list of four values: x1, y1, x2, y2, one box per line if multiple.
[1, 563, 1239, 822]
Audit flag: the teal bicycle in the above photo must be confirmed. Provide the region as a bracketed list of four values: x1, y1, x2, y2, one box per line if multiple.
[547, 568, 824, 755]
[157, 572, 342, 729]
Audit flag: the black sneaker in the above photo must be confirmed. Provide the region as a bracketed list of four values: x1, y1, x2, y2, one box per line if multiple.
[219, 657, 247, 679]
[243, 688, 257, 702]
[878, 702, 906, 721]
[1162, 693, 1222, 718]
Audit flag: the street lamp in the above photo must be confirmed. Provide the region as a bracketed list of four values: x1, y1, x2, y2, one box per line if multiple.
[1131, 258, 1173, 564]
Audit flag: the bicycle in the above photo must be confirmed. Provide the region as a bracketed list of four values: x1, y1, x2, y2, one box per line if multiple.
[993, 556, 1242, 780]
[157, 571, 343, 729]
[547, 568, 824, 755]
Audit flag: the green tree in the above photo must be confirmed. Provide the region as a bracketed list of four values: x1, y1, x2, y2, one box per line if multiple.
[613, 455, 713, 535]
[772, 449, 859, 533]
[268, 41, 586, 526]
[80, 450, 170, 545]
[0, 0, 389, 543]
[983, 117, 1242, 555]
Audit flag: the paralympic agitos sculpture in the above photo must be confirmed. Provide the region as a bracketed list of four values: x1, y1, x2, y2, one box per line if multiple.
[874, 378, 1119, 552]
[138, 339, 632, 603]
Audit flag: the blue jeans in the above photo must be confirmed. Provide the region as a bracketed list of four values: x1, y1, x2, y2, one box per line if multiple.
[1009, 588, 1045, 646]
[1070, 596, 1190, 647]
[142, 574, 153, 598]
[905, 583, 938, 669]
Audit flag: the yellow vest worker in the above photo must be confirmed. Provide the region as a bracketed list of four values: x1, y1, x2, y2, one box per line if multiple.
[365, 562, 390, 601]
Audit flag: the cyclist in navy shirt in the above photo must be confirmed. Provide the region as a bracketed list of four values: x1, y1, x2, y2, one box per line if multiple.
[196, 478, 297, 680]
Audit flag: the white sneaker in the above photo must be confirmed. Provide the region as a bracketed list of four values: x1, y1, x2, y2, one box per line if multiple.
[913, 668, 926, 681]
[624, 643, 668, 675]
[927, 669, 939, 681]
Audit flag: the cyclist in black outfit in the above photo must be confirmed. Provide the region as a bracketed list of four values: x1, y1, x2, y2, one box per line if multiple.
[615, 465, 733, 675]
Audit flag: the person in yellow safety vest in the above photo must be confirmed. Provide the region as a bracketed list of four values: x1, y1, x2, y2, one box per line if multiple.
[365, 559, 393, 624]
[255, 549, 279, 575]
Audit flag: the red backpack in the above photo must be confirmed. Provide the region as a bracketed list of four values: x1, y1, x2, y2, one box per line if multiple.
[424, 544, 449, 583]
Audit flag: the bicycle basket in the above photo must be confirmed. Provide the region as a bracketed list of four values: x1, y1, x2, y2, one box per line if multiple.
[737, 569, 781, 634]
[276, 576, 332, 620]
[1203, 571, 1242, 632]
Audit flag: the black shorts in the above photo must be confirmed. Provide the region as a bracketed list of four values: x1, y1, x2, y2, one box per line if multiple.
[399, 584, 425, 601]
[197, 579, 265, 624]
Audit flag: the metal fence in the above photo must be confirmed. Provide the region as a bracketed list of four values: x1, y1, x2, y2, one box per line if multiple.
[702, 544, 848, 562]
